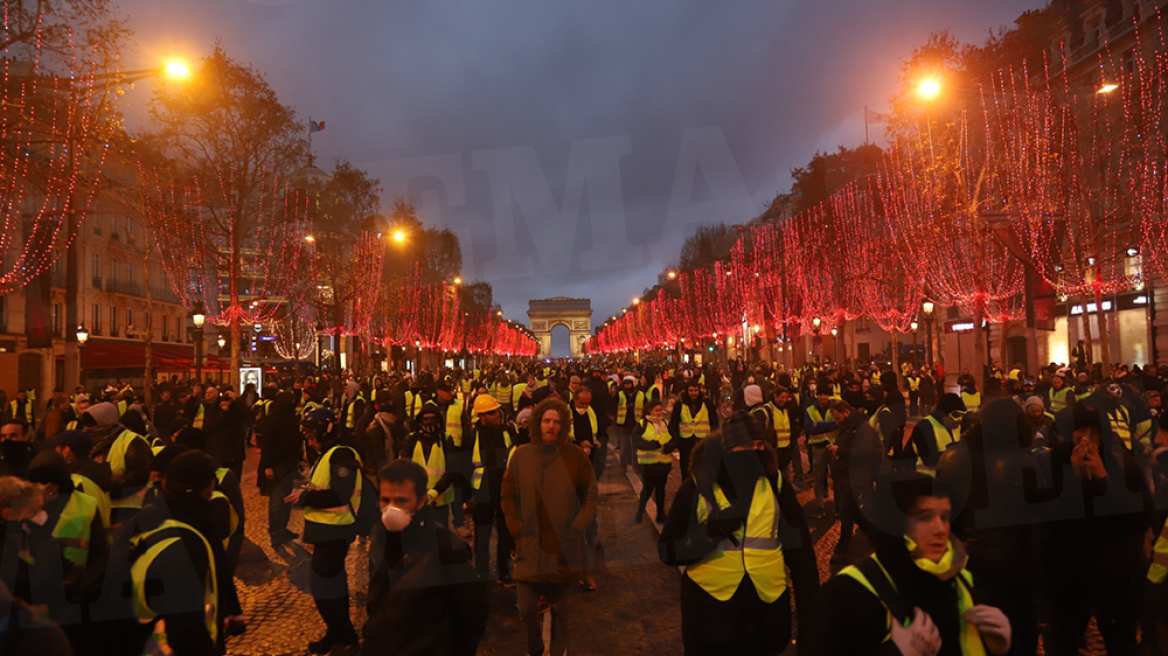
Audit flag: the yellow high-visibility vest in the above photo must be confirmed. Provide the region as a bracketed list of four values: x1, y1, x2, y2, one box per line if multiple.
[445, 400, 464, 447]
[680, 402, 711, 439]
[108, 429, 150, 511]
[768, 404, 791, 448]
[471, 430, 513, 490]
[130, 520, 219, 644]
[303, 445, 363, 525]
[568, 406, 598, 442]
[1149, 518, 1168, 584]
[1049, 386, 1072, 413]
[907, 377, 920, 392]
[53, 490, 98, 566]
[917, 415, 960, 476]
[344, 393, 365, 430]
[961, 392, 981, 413]
[617, 391, 645, 424]
[1108, 405, 1132, 450]
[71, 473, 111, 538]
[636, 420, 672, 465]
[806, 406, 836, 445]
[688, 477, 787, 603]
[413, 441, 452, 507]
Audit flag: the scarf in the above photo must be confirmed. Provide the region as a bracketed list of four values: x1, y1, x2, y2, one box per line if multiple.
[904, 536, 967, 582]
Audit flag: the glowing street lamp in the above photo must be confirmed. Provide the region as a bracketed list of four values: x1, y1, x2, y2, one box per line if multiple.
[76, 325, 90, 345]
[163, 60, 192, 79]
[1098, 83, 1119, 95]
[217, 334, 227, 349]
[392, 230, 407, 244]
[917, 77, 942, 101]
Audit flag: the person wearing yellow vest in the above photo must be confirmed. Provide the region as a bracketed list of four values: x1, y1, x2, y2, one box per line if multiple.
[436, 381, 472, 535]
[615, 376, 646, 473]
[764, 386, 802, 484]
[961, 382, 982, 415]
[668, 380, 719, 478]
[402, 402, 466, 530]
[804, 386, 839, 517]
[632, 400, 673, 525]
[339, 381, 366, 439]
[285, 408, 362, 655]
[121, 450, 232, 656]
[47, 431, 113, 544]
[24, 449, 108, 651]
[806, 474, 1013, 656]
[8, 389, 34, 426]
[907, 371, 922, 417]
[468, 393, 520, 584]
[657, 413, 819, 656]
[81, 402, 151, 530]
[910, 394, 966, 476]
[1046, 373, 1073, 414]
[491, 373, 514, 416]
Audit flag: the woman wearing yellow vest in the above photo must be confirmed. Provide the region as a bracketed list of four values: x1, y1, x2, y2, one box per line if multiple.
[806, 474, 1012, 656]
[284, 408, 363, 655]
[658, 412, 819, 656]
[632, 400, 674, 524]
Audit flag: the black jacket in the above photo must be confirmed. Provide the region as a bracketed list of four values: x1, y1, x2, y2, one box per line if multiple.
[301, 442, 363, 543]
[363, 506, 489, 656]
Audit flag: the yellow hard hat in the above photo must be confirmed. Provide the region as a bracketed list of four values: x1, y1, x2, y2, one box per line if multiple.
[473, 394, 502, 415]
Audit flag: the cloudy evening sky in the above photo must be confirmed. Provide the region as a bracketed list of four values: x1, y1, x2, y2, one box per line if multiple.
[121, 0, 1039, 354]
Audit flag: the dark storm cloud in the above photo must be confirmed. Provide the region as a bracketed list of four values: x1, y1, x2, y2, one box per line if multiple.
[124, 0, 1039, 338]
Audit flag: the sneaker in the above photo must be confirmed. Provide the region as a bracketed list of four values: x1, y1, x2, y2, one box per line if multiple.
[308, 636, 333, 655]
[580, 571, 597, 592]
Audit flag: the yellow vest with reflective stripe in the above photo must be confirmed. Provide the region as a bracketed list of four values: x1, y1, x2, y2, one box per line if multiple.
[445, 401, 464, 447]
[471, 430, 513, 490]
[304, 445, 363, 525]
[680, 402, 711, 439]
[869, 406, 890, 432]
[53, 490, 98, 566]
[839, 555, 987, 656]
[617, 391, 645, 424]
[766, 404, 791, 448]
[9, 399, 32, 422]
[492, 383, 512, 408]
[71, 473, 111, 538]
[108, 429, 149, 511]
[688, 477, 787, 603]
[907, 377, 920, 392]
[511, 383, 527, 408]
[636, 420, 672, 465]
[413, 441, 453, 507]
[210, 490, 240, 549]
[192, 403, 205, 429]
[130, 519, 218, 644]
[1107, 405, 1132, 450]
[806, 406, 836, 445]
[1049, 386, 1072, 413]
[568, 406, 598, 442]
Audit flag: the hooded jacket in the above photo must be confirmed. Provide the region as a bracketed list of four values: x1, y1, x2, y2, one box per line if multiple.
[500, 418, 597, 583]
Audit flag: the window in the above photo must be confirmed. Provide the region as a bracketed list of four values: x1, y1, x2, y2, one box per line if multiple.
[127, 308, 134, 332]
[176, 316, 183, 342]
[52, 303, 62, 336]
[127, 261, 135, 284]
[162, 314, 169, 341]
[91, 304, 101, 335]
[110, 258, 118, 282]
[92, 253, 101, 279]
[110, 306, 119, 336]
[0, 295, 6, 332]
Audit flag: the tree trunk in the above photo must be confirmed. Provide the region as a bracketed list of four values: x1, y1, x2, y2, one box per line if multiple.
[973, 297, 988, 395]
[144, 255, 153, 409]
[1081, 294, 1095, 370]
[1095, 285, 1112, 376]
[891, 331, 901, 394]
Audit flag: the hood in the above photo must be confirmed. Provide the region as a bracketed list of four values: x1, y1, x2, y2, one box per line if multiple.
[85, 402, 120, 428]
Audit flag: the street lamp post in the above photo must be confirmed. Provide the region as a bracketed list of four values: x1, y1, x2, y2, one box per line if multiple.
[923, 301, 935, 369]
[76, 325, 89, 390]
[910, 321, 920, 368]
[192, 303, 206, 385]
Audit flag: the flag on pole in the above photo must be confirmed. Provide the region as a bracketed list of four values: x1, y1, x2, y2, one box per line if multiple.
[310, 120, 326, 133]
[865, 108, 887, 123]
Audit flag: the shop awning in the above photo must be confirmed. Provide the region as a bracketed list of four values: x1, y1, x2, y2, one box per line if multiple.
[71, 339, 226, 372]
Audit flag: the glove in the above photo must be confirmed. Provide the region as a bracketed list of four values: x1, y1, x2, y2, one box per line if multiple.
[964, 605, 1011, 656]
[890, 608, 941, 656]
[705, 509, 742, 544]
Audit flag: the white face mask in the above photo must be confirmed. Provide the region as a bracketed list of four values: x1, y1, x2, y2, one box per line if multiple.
[381, 505, 412, 532]
[28, 510, 49, 526]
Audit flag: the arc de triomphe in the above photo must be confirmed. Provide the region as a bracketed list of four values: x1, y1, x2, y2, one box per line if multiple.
[528, 298, 592, 358]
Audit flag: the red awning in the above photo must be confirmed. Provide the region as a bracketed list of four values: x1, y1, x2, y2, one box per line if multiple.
[74, 339, 226, 372]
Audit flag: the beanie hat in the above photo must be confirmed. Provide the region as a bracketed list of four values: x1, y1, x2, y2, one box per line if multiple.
[743, 384, 763, 407]
[937, 393, 966, 415]
[1024, 396, 1045, 412]
[84, 402, 120, 428]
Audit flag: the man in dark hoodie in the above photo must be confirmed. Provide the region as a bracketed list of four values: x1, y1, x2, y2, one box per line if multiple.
[82, 402, 150, 531]
[259, 392, 304, 548]
[362, 459, 488, 656]
[907, 393, 966, 476]
[467, 394, 520, 584]
[0, 418, 37, 477]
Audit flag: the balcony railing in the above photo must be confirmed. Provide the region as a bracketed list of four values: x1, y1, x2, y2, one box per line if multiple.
[91, 276, 103, 291]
